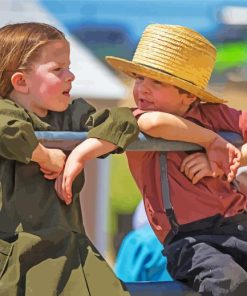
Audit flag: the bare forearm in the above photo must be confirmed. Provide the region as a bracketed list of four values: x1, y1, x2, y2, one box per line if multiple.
[138, 111, 218, 149]
[31, 143, 50, 165]
[72, 138, 117, 162]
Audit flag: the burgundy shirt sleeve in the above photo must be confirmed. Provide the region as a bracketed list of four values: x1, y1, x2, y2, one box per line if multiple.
[239, 111, 247, 142]
[204, 104, 247, 143]
[186, 103, 245, 138]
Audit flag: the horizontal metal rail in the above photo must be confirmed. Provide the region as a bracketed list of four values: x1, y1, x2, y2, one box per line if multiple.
[35, 131, 243, 151]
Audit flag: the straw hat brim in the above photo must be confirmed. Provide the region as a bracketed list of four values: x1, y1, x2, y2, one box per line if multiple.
[106, 56, 227, 104]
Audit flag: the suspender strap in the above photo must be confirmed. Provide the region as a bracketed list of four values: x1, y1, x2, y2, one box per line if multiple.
[159, 153, 179, 237]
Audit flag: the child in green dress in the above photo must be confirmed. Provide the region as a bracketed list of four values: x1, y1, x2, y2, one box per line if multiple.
[0, 22, 139, 296]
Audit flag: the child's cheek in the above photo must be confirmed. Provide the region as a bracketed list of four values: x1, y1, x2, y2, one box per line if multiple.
[133, 86, 139, 100]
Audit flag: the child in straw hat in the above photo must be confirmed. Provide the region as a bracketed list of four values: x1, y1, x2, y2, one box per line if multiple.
[105, 24, 247, 295]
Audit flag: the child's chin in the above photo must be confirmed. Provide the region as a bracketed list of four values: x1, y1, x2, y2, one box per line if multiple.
[62, 100, 71, 108]
[54, 104, 69, 112]
[60, 106, 69, 112]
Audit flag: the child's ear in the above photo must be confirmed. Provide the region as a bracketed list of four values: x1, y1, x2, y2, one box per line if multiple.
[11, 72, 29, 94]
[183, 93, 197, 106]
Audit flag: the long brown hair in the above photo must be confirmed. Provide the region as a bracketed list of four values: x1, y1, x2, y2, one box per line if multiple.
[0, 22, 66, 98]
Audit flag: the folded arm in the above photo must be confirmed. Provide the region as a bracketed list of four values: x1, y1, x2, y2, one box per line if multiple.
[55, 106, 139, 204]
[0, 100, 65, 177]
[137, 111, 241, 182]
[138, 111, 218, 147]
[55, 138, 117, 204]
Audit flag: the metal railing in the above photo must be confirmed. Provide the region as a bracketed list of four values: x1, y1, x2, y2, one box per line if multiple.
[36, 131, 243, 151]
[35, 131, 243, 296]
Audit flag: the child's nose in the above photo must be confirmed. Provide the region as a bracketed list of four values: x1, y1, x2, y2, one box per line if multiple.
[140, 80, 151, 94]
[65, 69, 75, 82]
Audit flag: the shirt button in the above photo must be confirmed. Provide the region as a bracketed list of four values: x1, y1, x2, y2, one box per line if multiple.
[237, 224, 244, 231]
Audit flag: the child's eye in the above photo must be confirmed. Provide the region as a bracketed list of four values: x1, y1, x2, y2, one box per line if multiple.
[153, 79, 162, 85]
[135, 74, 144, 81]
[53, 68, 62, 72]
[53, 67, 71, 72]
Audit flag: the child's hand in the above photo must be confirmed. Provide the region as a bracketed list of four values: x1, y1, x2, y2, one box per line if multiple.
[206, 136, 241, 183]
[55, 150, 85, 205]
[54, 138, 118, 205]
[236, 168, 247, 193]
[180, 152, 224, 184]
[39, 148, 66, 180]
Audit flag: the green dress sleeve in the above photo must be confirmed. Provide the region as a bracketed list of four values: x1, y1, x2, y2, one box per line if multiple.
[0, 99, 40, 163]
[43, 98, 139, 152]
[86, 107, 139, 152]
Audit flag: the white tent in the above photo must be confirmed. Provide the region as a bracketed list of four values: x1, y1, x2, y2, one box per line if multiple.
[0, 0, 126, 99]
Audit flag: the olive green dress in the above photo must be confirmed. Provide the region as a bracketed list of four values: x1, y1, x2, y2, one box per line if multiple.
[0, 98, 138, 296]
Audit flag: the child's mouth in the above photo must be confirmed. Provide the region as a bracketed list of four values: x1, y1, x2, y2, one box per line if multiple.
[138, 99, 152, 109]
[63, 91, 70, 97]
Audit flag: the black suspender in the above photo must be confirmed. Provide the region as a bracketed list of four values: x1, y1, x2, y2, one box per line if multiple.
[159, 152, 179, 243]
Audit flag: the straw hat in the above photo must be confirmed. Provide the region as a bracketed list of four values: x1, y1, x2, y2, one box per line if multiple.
[106, 24, 226, 103]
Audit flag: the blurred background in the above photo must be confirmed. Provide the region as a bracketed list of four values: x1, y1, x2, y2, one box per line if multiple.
[2, 0, 247, 268]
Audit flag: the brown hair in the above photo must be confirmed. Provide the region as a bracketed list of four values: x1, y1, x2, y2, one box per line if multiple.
[0, 22, 66, 98]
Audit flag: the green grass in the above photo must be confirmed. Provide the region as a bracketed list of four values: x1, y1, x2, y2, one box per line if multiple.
[215, 41, 247, 72]
[108, 154, 142, 234]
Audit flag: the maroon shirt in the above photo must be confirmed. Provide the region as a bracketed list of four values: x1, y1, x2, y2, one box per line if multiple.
[126, 102, 247, 243]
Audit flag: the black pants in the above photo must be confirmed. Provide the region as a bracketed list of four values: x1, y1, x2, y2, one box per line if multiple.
[163, 213, 247, 296]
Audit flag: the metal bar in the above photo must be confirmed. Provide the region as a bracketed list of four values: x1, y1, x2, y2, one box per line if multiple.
[35, 131, 243, 151]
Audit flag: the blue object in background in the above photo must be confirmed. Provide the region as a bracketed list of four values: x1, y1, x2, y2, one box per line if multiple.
[41, 0, 247, 41]
[40, 0, 247, 63]
[115, 223, 173, 282]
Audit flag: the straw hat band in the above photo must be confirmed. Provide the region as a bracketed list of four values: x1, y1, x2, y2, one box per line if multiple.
[134, 60, 208, 87]
[134, 62, 197, 86]
[134, 50, 213, 88]
[134, 56, 210, 88]
[135, 43, 215, 66]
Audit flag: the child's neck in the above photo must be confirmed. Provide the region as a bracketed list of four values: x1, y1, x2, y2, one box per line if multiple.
[9, 91, 47, 117]
[9, 92, 30, 110]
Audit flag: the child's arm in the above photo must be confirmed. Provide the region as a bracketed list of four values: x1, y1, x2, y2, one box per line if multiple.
[0, 99, 51, 164]
[55, 138, 117, 205]
[0, 102, 65, 179]
[137, 111, 241, 182]
[180, 152, 224, 184]
[31, 143, 66, 179]
[138, 111, 223, 147]
[181, 144, 247, 184]
[55, 106, 140, 205]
